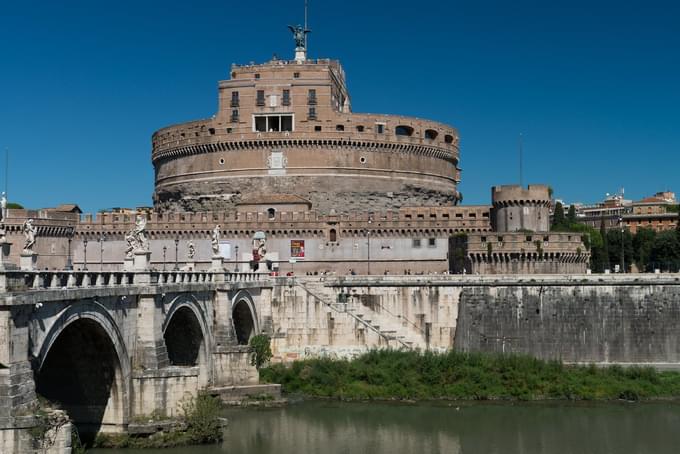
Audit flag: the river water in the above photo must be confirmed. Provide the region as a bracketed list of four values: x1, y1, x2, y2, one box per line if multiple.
[92, 400, 680, 454]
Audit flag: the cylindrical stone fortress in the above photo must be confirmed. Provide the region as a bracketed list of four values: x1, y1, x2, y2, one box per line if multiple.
[152, 58, 461, 213]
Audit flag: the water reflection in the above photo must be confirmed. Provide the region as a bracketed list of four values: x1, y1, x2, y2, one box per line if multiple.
[91, 400, 680, 454]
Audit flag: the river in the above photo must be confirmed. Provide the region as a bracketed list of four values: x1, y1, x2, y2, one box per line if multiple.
[91, 400, 680, 453]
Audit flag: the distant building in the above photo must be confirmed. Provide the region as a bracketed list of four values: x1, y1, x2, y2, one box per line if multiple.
[571, 192, 632, 231]
[625, 192, 678, 233]
[570, 191, 677, 234]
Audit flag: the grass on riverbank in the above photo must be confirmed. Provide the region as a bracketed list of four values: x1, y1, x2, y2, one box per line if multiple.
[260, 350, 680, 401]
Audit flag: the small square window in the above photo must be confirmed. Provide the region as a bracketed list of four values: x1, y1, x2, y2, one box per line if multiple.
[481, 236, 487, 242]
[498, 236, 504, 242]
[254, 73, 260, 79]
[428, 238, 436, 247]
[294, 72, 300, 78]
[405, 214, 412, 220]
[526, 235, 532, 242]
[455, 213, 463, 218]
[356, 125, 365, 132]
[412, 238, 422, 248]
[314, 125, 322, 132]
[417, 214, 424, 220]
[376, 123, 385, 134]
[543, 235, 549, 242]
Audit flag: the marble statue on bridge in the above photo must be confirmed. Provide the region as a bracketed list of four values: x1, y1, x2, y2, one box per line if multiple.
[212, 225, 221, 256]
[22, 218, 36, 253]
[125, 215, 150, 257]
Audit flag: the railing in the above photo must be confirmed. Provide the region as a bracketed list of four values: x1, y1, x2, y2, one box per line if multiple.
[0, 269, 266, 292]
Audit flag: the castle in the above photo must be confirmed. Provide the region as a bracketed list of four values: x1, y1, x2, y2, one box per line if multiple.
[1, 29, 587, 275]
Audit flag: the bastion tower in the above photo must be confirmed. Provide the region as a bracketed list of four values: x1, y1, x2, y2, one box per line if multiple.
[151, 27, 461, 213]
[490, 185, 551, 232]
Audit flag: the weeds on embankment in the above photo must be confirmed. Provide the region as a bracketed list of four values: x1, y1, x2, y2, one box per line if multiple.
[93, 393, 223, 449]
[260, 350, 680, 402]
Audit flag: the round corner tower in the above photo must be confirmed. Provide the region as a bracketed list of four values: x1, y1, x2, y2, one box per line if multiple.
[491, 184, 551, 232]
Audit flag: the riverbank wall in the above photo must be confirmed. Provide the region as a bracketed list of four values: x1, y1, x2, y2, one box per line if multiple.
[267, 275, 680, 367]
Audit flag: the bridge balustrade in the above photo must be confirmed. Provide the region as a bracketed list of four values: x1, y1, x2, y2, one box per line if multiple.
[0, 268, 265, 292]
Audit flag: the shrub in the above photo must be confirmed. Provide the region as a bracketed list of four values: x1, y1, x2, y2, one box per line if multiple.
[260, 350, 680, 402]
[250, 334, 273, 368]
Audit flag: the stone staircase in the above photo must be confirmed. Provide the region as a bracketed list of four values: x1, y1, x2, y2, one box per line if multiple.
[295, 280, 425, 350]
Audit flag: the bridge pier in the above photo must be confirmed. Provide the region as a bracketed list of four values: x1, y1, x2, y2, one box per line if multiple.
[211, 289, 258, 386]
[0, 307, 40, 452]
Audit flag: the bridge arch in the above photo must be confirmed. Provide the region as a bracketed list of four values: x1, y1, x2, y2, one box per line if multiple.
[34, 300, 130, 443]
[232, 290, 259, 345]
[163, 294, 212, 386]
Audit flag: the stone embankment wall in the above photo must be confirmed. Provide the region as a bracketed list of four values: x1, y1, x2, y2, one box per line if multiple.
[269, 276, 680, 366]
[455, 282, 680, 364]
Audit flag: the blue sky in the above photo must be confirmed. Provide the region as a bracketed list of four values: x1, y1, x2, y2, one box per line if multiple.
[1, 0, 678, 213]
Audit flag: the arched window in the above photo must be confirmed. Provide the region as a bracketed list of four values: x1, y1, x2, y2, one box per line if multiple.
[425, 129, 438, 140]
[329, 229, 337, 242]
[395, 125, 414, 136]
[267, 208, 276, 220]
[444, 134, 454, 144]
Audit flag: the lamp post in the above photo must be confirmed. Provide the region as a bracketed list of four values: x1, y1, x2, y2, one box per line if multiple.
[234, 245, 240, 272]
[83, 238, 88, 271]
[99, 233, 106, 271]
[174, 238, 179, 271]
[367, 217, 372, 275]
[619, 216, 625, 273]
[162, 245, 167, 271]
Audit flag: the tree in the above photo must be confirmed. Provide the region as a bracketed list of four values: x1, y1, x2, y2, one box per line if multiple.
[6, 202, 23, 209]
[649, 230, 680, 272]
[600, 218, 610, 271]
[633, 228, 656, 272]
[607, 228, 634, 272]
[567, 204, 577, 225]
[552, 202, 566, 230]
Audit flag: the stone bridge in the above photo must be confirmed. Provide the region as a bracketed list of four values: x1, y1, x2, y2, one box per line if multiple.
[3, 265, 680, 453]
[0, 268, 274, 452]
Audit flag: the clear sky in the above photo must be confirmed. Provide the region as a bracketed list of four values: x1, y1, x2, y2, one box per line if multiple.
[1, 0, 678, 213]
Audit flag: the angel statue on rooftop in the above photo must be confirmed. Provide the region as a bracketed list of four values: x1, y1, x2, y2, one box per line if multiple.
[288, 24, 310, 49]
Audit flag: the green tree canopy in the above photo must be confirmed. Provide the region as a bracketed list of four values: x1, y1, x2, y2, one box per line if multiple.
[633, 228, 656, 272]
[606, 228, 634, 272]
[567, 204, 577, 224]
[649, 230, 680, 272]
[552, 202, 566, 230]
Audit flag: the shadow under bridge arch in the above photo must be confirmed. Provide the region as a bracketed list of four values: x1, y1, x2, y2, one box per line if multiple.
[232, 290, 259, 345]
[162, 295, 212, 386]
[34, 300, 130, 445]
